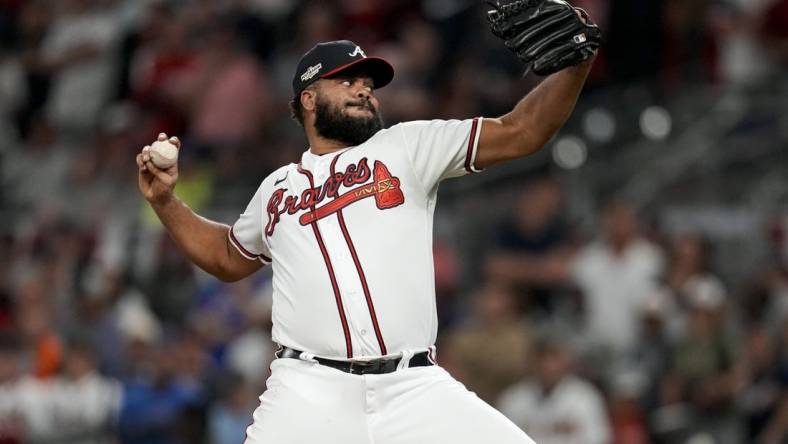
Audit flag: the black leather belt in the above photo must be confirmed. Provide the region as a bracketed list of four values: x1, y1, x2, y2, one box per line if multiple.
[276, 346, 434, 375]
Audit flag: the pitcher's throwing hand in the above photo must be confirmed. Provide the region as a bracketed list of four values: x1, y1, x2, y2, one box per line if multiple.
[136, 133, 180, 205]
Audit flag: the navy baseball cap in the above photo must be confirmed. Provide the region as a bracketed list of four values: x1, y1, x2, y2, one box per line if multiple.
[292, 40, 394, 98]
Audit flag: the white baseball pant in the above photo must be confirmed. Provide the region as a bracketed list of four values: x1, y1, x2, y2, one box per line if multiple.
[243, 354, 536, 444]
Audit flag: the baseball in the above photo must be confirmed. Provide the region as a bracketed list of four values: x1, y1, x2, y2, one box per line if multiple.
[149, 140, 178, 169]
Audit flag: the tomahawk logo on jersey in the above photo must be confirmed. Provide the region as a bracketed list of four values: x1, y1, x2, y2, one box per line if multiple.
[228, 118, 482, 360]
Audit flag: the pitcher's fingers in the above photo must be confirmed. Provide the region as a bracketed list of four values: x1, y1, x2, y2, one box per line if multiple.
[144, 160, 174, 184]
[136, 153, 147, 171]
[142, 145, 151, 163]
[169, 136, 180, 148]
[158, 132, 167, 141]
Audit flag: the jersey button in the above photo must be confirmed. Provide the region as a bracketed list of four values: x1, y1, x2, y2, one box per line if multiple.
[360, 329, 368, 335]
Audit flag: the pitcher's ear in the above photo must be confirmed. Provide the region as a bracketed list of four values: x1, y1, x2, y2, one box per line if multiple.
[301, 88, 317, 112]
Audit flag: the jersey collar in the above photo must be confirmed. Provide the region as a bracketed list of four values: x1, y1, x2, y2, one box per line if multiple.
[300, 146, 353, 170]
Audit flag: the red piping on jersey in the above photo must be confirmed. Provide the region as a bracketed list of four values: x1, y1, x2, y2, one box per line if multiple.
[230, 226, 272, 262]
[464, 117, 479, 173]
[330, 153, 388, 356]
[297, 163, 354, 359]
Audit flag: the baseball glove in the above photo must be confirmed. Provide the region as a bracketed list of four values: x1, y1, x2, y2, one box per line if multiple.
[487, 0, 601, 76]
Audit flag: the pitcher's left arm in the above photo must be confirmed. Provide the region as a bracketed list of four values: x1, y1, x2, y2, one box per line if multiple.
[475, 0, 601, 169]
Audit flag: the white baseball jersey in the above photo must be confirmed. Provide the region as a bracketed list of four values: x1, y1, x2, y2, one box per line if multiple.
[229, 118, 482, 360]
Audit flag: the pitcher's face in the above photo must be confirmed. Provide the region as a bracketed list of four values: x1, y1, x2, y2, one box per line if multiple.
[306, 75, 384, 146]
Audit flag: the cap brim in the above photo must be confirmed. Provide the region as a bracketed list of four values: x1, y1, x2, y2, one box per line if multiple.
[320, 57, 394, 90]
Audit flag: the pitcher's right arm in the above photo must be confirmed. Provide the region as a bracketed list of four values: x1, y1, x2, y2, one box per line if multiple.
[136, 133, 264, 282]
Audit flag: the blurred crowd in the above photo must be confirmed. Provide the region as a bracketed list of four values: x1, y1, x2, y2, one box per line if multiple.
[0, 0, 787, 443]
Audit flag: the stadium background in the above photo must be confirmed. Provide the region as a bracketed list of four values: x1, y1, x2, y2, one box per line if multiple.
[0, 0, 786, 443]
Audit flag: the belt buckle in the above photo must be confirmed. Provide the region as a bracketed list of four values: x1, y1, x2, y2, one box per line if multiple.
[348, 360, 366, 375]
[348, 359, 382, 375]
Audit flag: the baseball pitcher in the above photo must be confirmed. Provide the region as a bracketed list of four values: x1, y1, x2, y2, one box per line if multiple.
[136, 2, 600, 442]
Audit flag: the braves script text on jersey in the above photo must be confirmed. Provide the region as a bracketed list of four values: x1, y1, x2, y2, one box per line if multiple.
[230, 118, 535, 443]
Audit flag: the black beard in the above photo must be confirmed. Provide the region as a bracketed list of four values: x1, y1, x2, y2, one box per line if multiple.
[313, 95, 384, 146]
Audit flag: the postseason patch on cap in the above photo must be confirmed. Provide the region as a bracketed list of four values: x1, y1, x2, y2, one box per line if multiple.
[300, 63, 322, 82]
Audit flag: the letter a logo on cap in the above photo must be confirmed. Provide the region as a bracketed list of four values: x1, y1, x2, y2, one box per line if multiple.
[348, 46, 366, 58]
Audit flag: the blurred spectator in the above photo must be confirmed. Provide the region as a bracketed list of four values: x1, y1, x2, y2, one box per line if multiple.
[740, 265, 788, 330]
[14, 276, 62, 380]
[664, 233, 731, 332]
[117, 340, 204, 444]
[654, 275, 742, 444]
[2, 117, 73, 213]
[225, 320, 275, 394]
[432, 239, 461, 328]
[665, 233, 711, 296]
[376, 17, 441, 122]
[79, 266, 162, 379]
[189, 270, 272, 357]
[623, 287, 675, 408]
[146, 236, 199, 325]
[713, 0, 774, 85]
[608, 371, 650, 444]
[761, 0, 788, 66]
[19, 337, 121, 444]
[738, 324, 785, 442]
[756, 318, 788, 443]
[215, 272, 276, 392]
[571, 200, 665, 355]
[208, 372, 258, 444]
[663, 234, 732, 321]
[170, 15, 271, 176]
[661, 0, 719, 85]
[437, 57, 484, 120]
[0, 36, 25, 144]
[0, 335, 23, 443]
[128, 2, 195, 141]
[485, 177, 573, 316]
[670, 276, 734, 391]
[497, 334, 611, 444]
[37, 0, 122, 132]
[171, 328, 215, 388]
[14, 0, 54, 137]
[1, 335, 121, 444]
[0, 293, 10, 343]
[443, 282, 531, 403]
